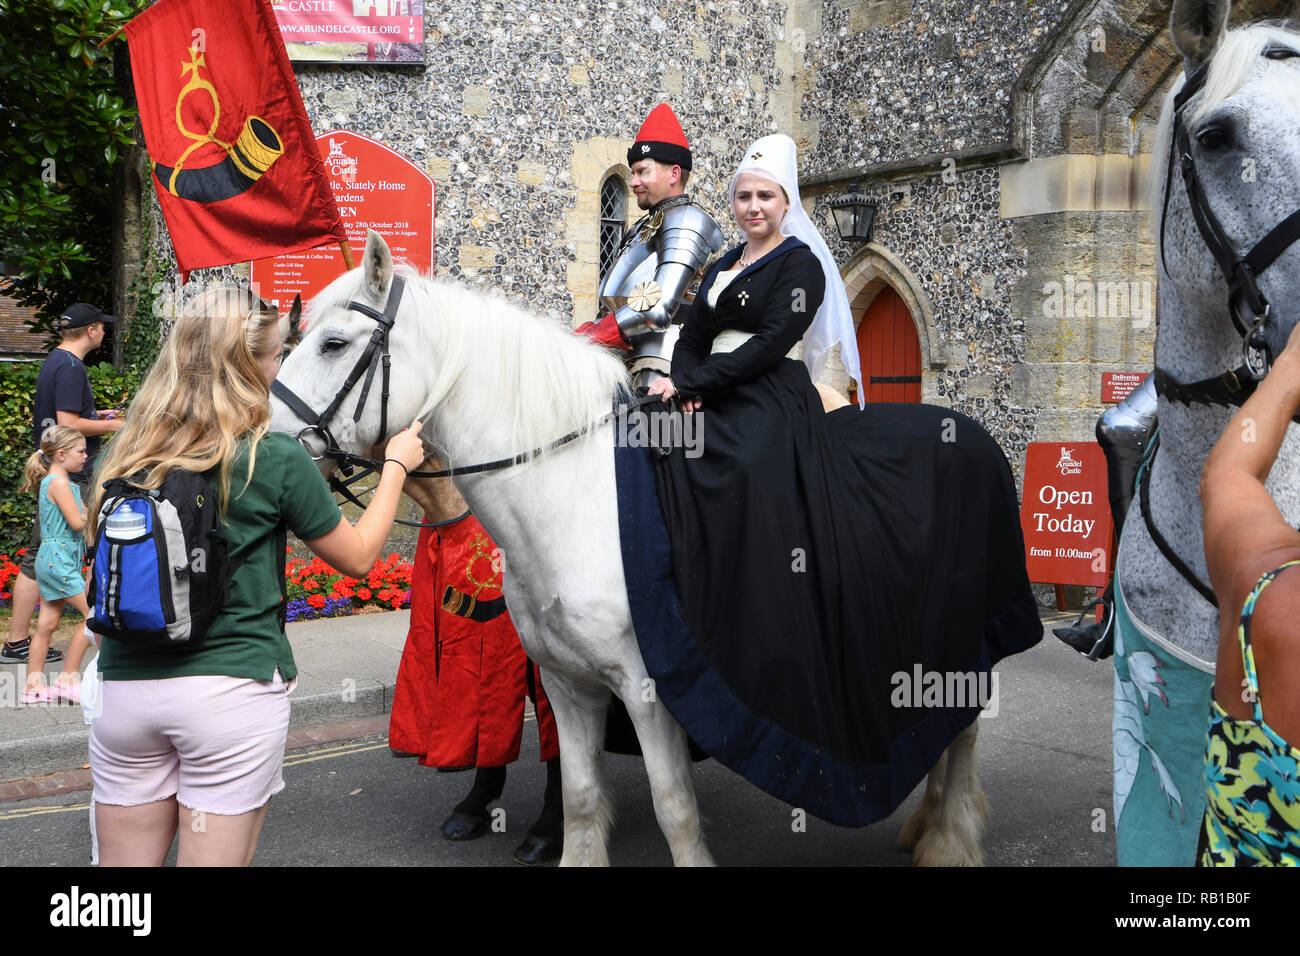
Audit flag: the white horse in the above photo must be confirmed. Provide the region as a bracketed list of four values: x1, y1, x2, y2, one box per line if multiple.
[1112, 1, 1300, 861]
[270, 231, 989, 866]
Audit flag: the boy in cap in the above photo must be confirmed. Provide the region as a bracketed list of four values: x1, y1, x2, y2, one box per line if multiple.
[2, 304, 125, 664]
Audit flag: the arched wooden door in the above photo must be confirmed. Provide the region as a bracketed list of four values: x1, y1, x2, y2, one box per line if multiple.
[856, 286, 921, 403]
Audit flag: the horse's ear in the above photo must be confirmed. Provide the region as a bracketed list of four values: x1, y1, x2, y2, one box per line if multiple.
[286, 294, 303, 345]
[1170, 0, 1229, 69]
[362, 228, 393, 300]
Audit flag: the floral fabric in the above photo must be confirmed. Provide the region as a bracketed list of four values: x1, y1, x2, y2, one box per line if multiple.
[1201, 561, 1300, 866]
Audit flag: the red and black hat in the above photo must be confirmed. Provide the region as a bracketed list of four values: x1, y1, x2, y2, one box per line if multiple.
[628, 103, 692, 171]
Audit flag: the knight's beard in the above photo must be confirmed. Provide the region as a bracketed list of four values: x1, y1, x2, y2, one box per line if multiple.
[636, 194, 652, 210]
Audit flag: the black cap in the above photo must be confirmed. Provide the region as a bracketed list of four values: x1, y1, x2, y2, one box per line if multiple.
[58, 303, 117, 329]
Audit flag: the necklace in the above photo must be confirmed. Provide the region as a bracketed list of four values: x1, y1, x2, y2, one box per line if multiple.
[738, 242, 777, 269]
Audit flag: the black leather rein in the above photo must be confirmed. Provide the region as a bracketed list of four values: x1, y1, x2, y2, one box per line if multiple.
[1145, 47, 1300, 606]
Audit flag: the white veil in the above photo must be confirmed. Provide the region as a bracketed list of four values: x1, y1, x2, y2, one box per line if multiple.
[729, 134, 862, 407]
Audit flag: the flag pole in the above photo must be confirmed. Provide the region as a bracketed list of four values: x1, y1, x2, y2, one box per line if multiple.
[98, 25, 127, 49]
[340, 240, 356, 270]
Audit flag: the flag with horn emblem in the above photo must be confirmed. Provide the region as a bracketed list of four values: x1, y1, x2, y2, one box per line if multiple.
[125, 0, 344, 279]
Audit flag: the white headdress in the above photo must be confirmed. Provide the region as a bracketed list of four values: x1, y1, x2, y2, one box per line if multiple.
[729, 134, 862, 406]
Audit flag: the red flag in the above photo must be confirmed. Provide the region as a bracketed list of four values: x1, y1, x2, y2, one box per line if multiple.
[125, 0, 344, 277]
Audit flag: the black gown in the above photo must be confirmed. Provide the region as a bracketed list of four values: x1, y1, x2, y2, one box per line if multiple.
[613, 237, 1043, 826]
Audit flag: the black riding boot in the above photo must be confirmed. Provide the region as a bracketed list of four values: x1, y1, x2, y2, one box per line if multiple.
[512, 757, 563, 865]
[440, 765, 507, 841]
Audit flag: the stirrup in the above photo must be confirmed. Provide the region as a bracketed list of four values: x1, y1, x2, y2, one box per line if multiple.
[1052, 585, 1114, 661]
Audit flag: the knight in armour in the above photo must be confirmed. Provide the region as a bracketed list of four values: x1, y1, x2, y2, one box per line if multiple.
[576, 103, 724, 390]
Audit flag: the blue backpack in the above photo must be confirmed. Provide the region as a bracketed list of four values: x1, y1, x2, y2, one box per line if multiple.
[88, 470, 235, 648]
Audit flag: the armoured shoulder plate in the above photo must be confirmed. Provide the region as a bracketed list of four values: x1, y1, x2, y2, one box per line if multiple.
[1096, 374, 1158, 535]
[599, 199, 724, 321]
[1097, 375, 1158, 453]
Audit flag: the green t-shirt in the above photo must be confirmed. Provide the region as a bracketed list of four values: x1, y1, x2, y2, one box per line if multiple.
[98, 432, 342, 681]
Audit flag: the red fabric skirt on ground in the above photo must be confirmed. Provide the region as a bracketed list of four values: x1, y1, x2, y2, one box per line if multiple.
[389, 516, 559, 767]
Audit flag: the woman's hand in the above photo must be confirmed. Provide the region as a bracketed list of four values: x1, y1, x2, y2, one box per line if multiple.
[648, 376, 702, 413]
[307, 418, 426, 578]
[384, 419, 426, 473]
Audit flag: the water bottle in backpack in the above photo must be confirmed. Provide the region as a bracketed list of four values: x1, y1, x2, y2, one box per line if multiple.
[88, 471, 235, 648]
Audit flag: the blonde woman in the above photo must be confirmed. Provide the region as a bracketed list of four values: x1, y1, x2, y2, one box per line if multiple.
[87, 287, 424, 867]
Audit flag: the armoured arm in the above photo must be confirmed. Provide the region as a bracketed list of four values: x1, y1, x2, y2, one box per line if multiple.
[1096, 375, 1158, 535]
[612, 205, 724, 338]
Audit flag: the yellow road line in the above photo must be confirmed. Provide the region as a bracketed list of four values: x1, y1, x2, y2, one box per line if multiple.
[283, 737, 386, 761]
[282, 740, 390, 767]
[0, 802, 90, 821]
[1, 738, 395, 818]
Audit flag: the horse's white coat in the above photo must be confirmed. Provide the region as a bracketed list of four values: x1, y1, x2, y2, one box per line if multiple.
[1124, 13, 1300, 666]
[272, 231, 986, 865]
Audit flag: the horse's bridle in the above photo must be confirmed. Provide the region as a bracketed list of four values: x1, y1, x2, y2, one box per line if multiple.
[269, 275, 464, 528]
[1157, 46, 1300, 401]
[272, 275, 406, 472]
[271, 274, 661, 526]
[1143, 46, 1300, 607]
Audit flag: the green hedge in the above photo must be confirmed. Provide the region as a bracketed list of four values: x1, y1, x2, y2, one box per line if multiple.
[0, 359, 139, 556]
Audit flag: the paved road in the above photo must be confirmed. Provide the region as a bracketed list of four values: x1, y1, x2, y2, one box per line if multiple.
[0, 624, 1116, 866]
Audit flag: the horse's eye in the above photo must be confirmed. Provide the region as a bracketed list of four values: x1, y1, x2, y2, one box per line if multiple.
[1264, 47, 1298, 61]
[1196, 125, 1228, 150]
[321, 338, 346, 353]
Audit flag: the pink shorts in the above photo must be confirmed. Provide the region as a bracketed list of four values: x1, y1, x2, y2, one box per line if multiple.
[90, 671, 294, 815]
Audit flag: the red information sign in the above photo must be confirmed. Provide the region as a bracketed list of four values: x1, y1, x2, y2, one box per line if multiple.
[1102, 371, 1146, 404]
[250, 129, 433, 319]
[1020, 442, 1114, 587]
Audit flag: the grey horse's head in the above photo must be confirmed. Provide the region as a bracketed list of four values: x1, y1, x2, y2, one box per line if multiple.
[269, 230, 427, 472]
[1158, 0, 1300, 364]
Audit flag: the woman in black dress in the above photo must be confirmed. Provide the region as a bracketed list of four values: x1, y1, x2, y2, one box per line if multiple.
[619, 135, 1043, 826]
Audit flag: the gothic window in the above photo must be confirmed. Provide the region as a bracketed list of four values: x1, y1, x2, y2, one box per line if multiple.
[598, 175, 626, 310]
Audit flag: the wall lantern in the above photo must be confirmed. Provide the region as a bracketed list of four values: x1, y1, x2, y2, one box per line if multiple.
[829, 185, 876, 242]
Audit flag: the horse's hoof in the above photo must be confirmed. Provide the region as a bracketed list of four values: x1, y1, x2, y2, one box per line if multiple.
[512, 832, 563, 865]
[440, 810, 490, 841]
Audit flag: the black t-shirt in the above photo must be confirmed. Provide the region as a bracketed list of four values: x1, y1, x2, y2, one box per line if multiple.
[33, 348, 99, 483]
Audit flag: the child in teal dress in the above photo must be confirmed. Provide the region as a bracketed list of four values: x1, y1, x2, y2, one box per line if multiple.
[20, 425, 94, 703]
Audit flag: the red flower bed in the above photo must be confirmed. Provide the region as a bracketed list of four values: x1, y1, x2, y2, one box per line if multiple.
[1, 548, 413, 622]
[0, 553, 19, 606]
[284, 549, 412, 622]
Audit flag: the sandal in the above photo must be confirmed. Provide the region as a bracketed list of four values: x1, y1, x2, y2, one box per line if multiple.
[20, 686, 53, 704]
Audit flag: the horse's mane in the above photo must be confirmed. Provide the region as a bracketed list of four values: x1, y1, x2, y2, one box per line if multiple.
[379, 267, 631, 461]
[1148, 20, 1300, 235]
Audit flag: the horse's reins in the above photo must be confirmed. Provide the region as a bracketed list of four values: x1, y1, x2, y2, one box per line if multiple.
[1145, 46, 1300, 605]
[271, 275, 663, 526]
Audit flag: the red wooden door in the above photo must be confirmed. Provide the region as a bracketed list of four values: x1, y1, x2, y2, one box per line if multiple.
[856, 286, 921, 403]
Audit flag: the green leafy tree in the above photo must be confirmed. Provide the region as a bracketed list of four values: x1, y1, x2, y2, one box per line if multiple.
[0, 0, 145, 337]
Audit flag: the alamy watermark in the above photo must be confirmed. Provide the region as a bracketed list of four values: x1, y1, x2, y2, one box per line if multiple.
[890, 665, 1000, 718]
[1041, 275, 1154, 327]
[615, 405, 703, 458]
